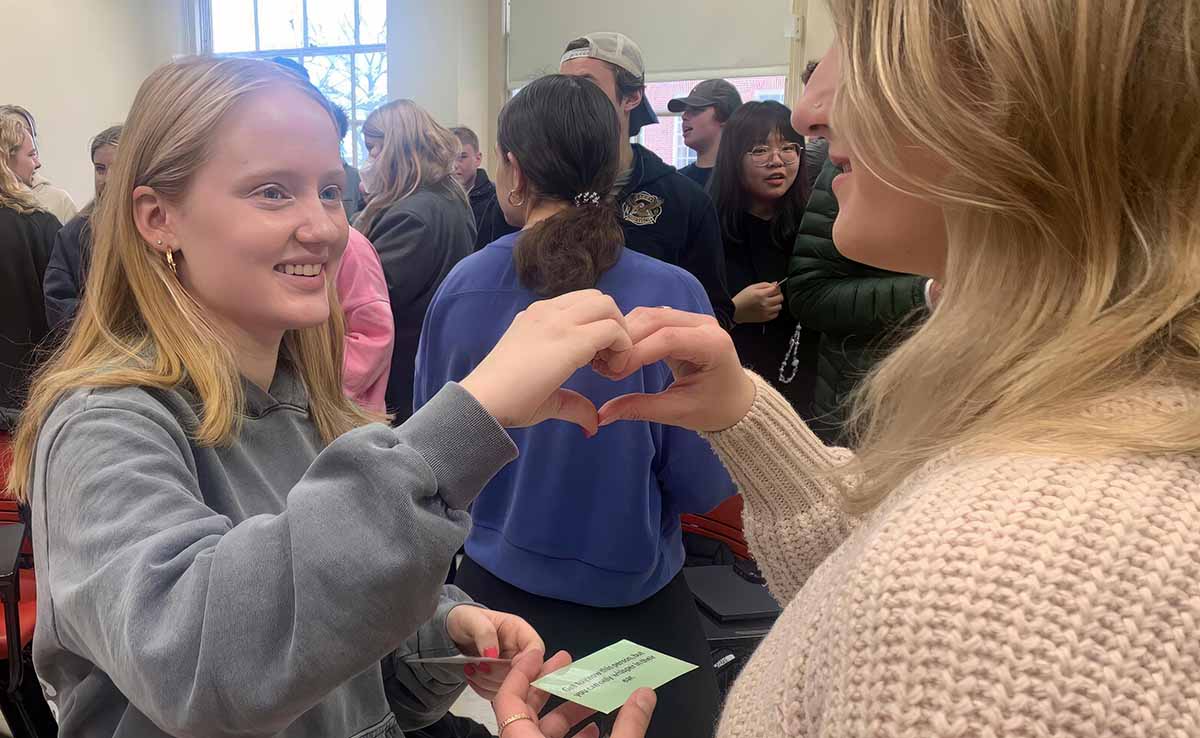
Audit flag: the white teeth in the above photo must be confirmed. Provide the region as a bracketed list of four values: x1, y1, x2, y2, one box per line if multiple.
[279, 264, 322, 276]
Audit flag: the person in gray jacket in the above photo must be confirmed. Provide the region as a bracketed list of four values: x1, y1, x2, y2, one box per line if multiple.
[6, 57, 643, 738]
[355, 100, 476, 422]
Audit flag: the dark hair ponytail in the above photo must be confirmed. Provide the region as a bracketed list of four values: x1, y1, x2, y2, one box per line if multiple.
[498, 74, 625, 297]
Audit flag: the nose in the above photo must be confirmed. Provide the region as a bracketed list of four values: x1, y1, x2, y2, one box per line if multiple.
[295, 194, 343, 247]
[792, 44, 839, 139]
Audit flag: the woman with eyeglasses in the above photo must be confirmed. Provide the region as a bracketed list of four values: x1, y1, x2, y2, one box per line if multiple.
[708, 101, 816, 413]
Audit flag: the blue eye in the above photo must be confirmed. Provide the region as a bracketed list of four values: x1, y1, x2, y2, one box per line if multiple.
[321, 185, 343, 201]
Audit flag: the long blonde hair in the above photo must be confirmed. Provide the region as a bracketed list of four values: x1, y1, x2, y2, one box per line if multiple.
[356, 99, 466, 232]
[7, 57, 376, 501]
[832, 0, 1200, 512]
[0, 114, 41, 214]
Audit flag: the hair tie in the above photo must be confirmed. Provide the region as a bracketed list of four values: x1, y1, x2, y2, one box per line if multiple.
[574, 191, 601, 207]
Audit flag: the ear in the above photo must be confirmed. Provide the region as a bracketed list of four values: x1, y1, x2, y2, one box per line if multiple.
[132, 185, 178, 255]
[505, 152, 526, 195]
[621, 88, 644, 117]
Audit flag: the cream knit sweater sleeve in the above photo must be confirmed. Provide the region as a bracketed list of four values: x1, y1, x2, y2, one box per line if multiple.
[705, 373, 859, 604]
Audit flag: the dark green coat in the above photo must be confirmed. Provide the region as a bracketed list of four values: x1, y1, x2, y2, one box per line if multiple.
[785, 159, 928, 443]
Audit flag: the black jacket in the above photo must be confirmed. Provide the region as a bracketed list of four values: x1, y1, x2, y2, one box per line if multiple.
[678, 163, 712, 189]
[44, 212, 91, 331]
[467, 169, 496, 235]
[785, 159, 928, 443]
[1, 207, 59, 429]
[362, 183, 476, 421]
[474, 145, 734, 327]
[724, 212, 818, 416]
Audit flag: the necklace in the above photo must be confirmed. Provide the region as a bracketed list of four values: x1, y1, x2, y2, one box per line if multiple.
[779, 322, 806, 384]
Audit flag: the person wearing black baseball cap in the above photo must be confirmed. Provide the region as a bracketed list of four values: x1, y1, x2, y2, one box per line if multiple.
[669, 79, 743, 188]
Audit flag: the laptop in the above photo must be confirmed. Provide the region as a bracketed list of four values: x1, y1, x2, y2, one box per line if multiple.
[683, 565, 783, 624]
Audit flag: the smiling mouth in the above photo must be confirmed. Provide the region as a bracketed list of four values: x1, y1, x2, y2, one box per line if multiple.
[274, 264, 324, 277]
[682, 127, 693, 135]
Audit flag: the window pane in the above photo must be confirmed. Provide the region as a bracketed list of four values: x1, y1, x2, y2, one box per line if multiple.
[340, 128, 353, 164]
[354, 52, 388, 122]
[258, 0, 303, 50]
[358, 0, 387, 44]
[308, 54, 353, 113]
[307, 0, 355, 47]
[212, 0, 256, 52]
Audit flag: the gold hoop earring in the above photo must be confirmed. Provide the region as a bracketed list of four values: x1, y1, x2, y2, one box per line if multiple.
[165, 249, 177, 275]
[506, 189, 525, 208]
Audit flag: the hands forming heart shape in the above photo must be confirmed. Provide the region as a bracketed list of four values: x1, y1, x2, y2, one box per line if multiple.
[458, 290, 758, 435]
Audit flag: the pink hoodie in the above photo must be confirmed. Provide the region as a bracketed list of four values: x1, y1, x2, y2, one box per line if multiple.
[336, 228, 393, 414]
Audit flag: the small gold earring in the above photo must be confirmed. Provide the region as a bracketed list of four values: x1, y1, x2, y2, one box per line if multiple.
[165, 249, 177, 275]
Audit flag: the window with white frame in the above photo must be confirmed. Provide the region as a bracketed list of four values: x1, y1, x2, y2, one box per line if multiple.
[206, 0, 387, 166]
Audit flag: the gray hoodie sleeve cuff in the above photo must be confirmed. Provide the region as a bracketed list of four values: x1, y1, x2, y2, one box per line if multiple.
[396, 382, 518, 510]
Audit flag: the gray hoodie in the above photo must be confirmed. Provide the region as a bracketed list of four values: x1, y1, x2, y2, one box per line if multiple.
[28, 365, 518, 737]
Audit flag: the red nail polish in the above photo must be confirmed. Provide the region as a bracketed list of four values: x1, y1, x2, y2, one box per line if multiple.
[484, 647, 500, 658]
[464, 665, 476, 677]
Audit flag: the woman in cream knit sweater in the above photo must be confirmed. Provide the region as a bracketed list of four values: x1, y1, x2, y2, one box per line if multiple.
[483, 1, 1200, 736]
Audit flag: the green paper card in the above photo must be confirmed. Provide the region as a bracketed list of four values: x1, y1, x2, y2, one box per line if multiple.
[532, 640, 697, 715]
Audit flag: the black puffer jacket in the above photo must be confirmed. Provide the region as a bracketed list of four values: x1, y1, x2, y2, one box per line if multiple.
[785, 159, 928, 444]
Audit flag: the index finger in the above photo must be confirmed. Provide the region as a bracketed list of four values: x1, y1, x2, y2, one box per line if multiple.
[493, 653, 540, 737]
[624, 307, 718, 344]
[542, 289, 604, 310]
[526, 650, 574, 716]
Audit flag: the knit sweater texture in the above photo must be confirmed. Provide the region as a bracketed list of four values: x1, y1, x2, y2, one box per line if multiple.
[709, 372, 1200, 738]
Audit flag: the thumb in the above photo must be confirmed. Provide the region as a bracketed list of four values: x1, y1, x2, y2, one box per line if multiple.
[611, 689, 656, 738]
[597, 389, 690, 427]
[470, 617, 500, 660]
[532, 388, 599, 435]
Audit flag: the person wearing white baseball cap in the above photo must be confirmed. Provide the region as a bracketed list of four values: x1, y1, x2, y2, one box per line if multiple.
[558, 32, 734, 327]
[474, 32, 736, 328]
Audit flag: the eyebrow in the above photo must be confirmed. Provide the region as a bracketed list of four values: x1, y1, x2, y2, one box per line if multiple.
[236, 168, 346, 183]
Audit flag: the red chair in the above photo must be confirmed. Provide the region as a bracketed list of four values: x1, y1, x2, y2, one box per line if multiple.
[682, 497, 751, 560]
[0, 433, 57, 736]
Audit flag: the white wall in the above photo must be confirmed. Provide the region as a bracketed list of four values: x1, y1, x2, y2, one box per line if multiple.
[0, 0, 188, 206]
[803, 0, 835, 63]
[387, 0, 503, 170]
[508, 0, 792, 87]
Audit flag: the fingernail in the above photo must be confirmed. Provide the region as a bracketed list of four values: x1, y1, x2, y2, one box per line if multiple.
[464, 665, 476, 677]
[635, 690, 656, 712]
[484, 647, 500, 658]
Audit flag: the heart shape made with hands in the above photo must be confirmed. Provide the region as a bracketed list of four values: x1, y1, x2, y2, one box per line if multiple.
[567, 306, 756, 435]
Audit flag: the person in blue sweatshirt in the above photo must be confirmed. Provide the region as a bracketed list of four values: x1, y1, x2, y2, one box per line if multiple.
[415, 73, 736, 738]
[474, 32, 735, 329]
